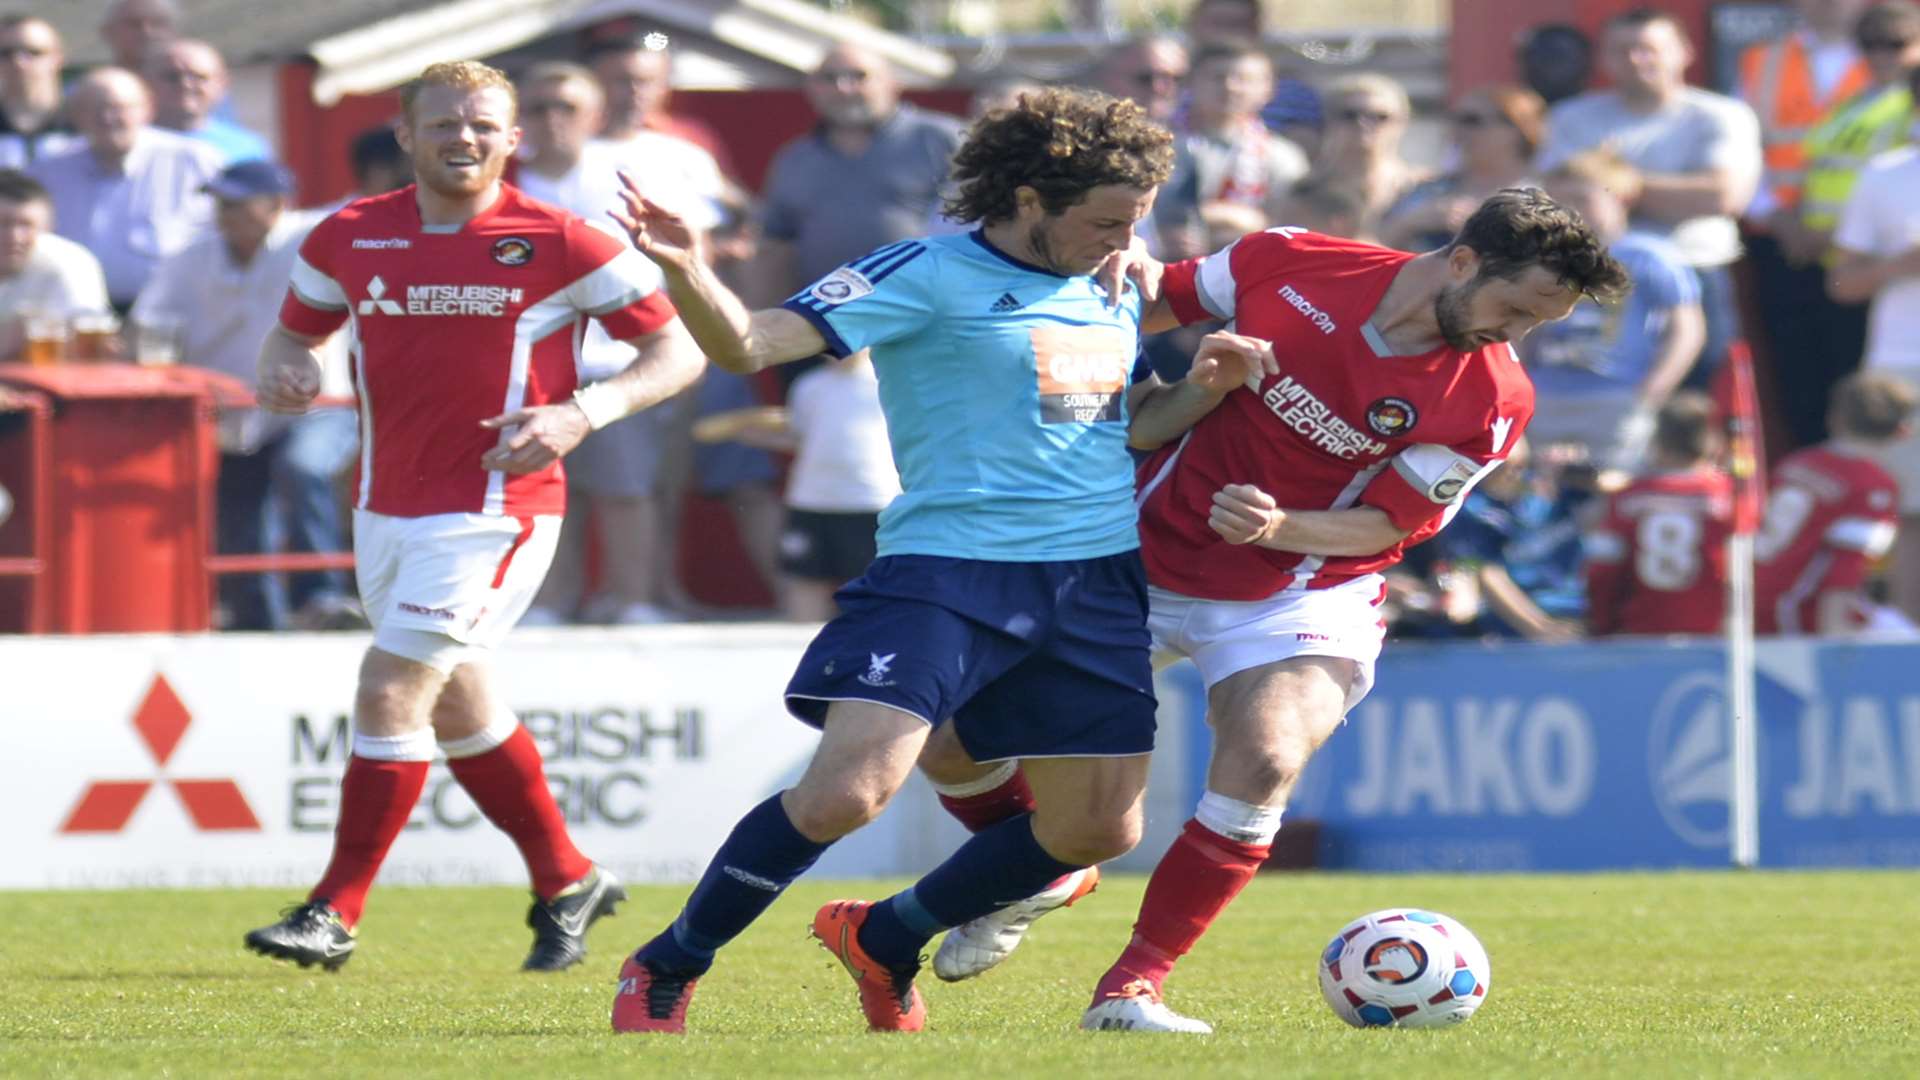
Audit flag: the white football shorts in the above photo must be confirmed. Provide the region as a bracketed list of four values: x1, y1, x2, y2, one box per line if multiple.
[355, 510, 561, 666]
[1148, 573, 1389, 713]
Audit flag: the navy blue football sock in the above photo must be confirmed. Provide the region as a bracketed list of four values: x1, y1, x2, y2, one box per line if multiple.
[637, 794, 829, 975]
[857, 813, 1082, 969]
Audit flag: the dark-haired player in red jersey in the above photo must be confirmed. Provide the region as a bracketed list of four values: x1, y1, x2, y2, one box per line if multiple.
[920, 188, 1631, 1033]
[1584, 392, 1733, 636]
[1755, 371, 1916, 634]
[241, 60, 703, 973]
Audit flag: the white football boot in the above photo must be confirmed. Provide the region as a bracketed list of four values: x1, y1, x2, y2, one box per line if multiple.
[1080, 980, 1215, 1034]
[932, 865, 1100, 981]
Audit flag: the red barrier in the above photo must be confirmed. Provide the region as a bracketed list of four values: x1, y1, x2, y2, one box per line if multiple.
[0, 387, 54, 633]
[0, 364, 242, 633]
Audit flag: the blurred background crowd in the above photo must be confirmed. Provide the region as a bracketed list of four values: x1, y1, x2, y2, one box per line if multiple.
[4, 0, 1920, 644]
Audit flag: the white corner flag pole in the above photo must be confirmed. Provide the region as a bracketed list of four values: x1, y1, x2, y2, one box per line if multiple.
[1725, 343, 1763, 868]
[1727, 530, 1759, 868]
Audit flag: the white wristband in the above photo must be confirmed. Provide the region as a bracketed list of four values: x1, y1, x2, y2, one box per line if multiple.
[571, 382, 627, 431]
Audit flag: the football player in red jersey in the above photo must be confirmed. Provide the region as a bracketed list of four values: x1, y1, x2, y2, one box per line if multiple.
[921, 189, 1630, 1032]
[1584, 392, 1734, 636]
[1755, 371, 1916, 634]
[243, 61, 703, 973]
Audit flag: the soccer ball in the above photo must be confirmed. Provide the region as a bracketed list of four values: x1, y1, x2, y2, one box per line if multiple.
[1317, 908, 1490, 1028]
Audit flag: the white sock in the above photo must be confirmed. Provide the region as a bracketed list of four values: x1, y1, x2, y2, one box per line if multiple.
[929, 760, 1019, 798]
[1195, 789, 1284, 846]
[353, 728, 438, 762]
[438, 709, 520, 760]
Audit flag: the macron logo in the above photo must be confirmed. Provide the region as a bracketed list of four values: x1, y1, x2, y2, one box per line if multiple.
[1278, 285, 1336, 335]
[352, 237, 412, 250]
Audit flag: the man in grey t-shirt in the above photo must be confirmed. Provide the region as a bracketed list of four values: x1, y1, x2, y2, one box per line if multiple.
[1536, 8, 1762, 380]
[753, 44, 962, 303]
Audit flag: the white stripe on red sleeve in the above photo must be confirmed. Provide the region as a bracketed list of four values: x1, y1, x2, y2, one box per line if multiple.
[1391, 443, 1500, 505]
[289, 253, 347, 309]
[564, 247, 665, 316]
[1194, 238, 1240, 321]
[1826, 516, 1897, 556]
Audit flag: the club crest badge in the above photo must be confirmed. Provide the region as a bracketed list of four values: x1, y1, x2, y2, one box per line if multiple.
[1366, 397, 1417, 437]
[491, 236, 534, 266]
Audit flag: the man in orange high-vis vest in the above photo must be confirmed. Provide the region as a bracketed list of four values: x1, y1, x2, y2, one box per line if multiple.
[1740, 0, 1872, 250]
[1738, 0, 1872, 448]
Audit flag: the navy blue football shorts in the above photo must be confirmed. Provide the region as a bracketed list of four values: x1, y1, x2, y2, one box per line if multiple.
[784, 552, 1157, 761]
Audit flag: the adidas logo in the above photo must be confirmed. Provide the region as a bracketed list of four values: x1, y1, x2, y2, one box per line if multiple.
[989, 292, 1023, 312]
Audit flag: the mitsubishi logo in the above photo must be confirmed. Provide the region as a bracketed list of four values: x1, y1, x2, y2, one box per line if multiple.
[59, 676, 262, 833]
[357, 275, 405, 316]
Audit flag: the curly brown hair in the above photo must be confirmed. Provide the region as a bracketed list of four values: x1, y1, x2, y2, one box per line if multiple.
[1451, 187, 1632, 305]
[944, 86, 1174, 226]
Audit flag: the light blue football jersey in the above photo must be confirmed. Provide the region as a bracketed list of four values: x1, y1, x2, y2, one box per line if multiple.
[782, 231, 1151, 562]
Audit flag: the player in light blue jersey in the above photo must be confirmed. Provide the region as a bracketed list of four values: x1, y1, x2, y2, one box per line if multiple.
[602, 86, 1275, 1035]
[785, 229, 1146, 562]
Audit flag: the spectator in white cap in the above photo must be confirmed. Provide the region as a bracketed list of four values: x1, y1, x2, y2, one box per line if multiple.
[132, 158, 359, 630]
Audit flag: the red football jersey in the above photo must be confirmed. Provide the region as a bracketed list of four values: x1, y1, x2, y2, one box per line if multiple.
[1753, 444, 1899, 633]
[1138, 228, 1535, 600]
[1584, 468, 1734, 635]
[279, 185, 676, 518]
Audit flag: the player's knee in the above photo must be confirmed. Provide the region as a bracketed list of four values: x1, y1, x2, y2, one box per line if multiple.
[354, 675, 417, 731]
[915, 727, 982, 786]
[783, 783, 892, 841]
[1039, 811, 1142, 866]
[1214, 726, 1318, 804]
[1240, 747, 1308, 802]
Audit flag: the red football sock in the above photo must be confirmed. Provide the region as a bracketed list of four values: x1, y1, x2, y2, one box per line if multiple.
[310, 756, 430, 927]
[936, 767, 1036, 833]
[1095, 818, 1270, 998]
[446, 726, 592, 900]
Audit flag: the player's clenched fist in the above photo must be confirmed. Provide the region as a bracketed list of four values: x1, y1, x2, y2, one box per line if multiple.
[256, 350, 321, 415]
[1208, 483, 1284, 545]
[1188, 332, 1277, 394]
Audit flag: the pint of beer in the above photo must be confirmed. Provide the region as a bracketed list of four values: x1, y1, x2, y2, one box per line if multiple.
[70, 312, 122, 362]
[21, 310, 66, 366]
[133, 316, 182, 366]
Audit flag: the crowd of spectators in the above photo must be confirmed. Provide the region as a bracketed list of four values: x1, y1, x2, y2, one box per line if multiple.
[4, 0, 1920, 644]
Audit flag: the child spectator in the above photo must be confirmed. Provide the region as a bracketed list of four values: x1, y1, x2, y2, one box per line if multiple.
[692, 351, 899, 621]
[1756, 370, 1917, 633]
[1584, 392, 1735, 635]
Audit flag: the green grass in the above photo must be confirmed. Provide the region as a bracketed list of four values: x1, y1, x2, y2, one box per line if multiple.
[2, 872, 1917, 1077]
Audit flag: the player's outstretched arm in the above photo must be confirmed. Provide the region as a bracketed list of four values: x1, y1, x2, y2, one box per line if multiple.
[610, 174, 826, 374]
[1208, 484, 1413, 556]
[256, 325, 327, 415]
[1129, 331, 1276, 449]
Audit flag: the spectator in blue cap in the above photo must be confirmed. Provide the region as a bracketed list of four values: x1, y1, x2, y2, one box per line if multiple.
[133, 157, 362, 630]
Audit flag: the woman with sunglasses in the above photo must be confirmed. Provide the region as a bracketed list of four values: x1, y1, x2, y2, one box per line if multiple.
[1379, 85, 1547, 253]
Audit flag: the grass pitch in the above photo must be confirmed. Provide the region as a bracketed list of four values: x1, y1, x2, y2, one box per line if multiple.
[3, 871, 1916, 1077]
